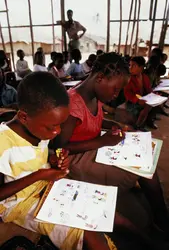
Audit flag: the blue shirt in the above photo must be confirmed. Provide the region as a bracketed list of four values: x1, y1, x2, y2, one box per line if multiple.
[0, 84, 17, 107]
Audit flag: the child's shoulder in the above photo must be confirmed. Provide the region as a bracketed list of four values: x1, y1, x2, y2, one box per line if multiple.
[0, 124, 13, 152]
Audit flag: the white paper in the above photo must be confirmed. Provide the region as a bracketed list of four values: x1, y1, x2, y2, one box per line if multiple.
[154, 86, 169, 91]
[36, 179, 117, 232]
[62, 81, 80, 87]
[96, 132, 153, 172]
[158, 79, 169, 87]
[140, 93, 167, 106]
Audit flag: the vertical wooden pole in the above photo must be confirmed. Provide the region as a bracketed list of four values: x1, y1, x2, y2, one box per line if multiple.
[148, 0, 158, 57]
[4, 0, 15, 70]
[124, 0, 134, 55]
[149, 0, 154, 20]
[129, 0, 137, 55]
[106, 0, 110, 52]
[51, 0, 55, 51]
[118, 0, 122, 54]
[159, 2, 169, 50]
[159, 0, 168, 49]
[134, 0, 141, 55]
[0, 23, 6, 52]
[60, 0, 67, 51]
[28, 0, 34, 64]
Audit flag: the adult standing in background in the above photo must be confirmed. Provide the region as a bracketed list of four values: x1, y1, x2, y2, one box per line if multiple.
[57, 9, 86, 55]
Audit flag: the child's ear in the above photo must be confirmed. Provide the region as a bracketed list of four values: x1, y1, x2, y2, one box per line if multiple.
[96, 72, 104, 84]
[17, 110, 28, 124]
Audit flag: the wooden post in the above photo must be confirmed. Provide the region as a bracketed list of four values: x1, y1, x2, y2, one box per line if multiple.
[0, 23, 6, 52]
[28, 0, 34, 64]
[106, 0, 110, 52]
[159, 0, 168, 49]
[51, 0, 55, 51]
[118, 0, 122, 54]
[129, 0, 137, 55]
[60, 0, 67, 51]
[159, 2, 169, 50]
[134, 0, 141, 55]
[124, 0, 134, 55]
[4, 0, 15, 70]
[148, 0, 158, 57]
[149, 0, 154, 20]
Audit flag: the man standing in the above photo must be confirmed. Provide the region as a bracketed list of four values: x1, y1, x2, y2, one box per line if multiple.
[57, 9, 86, 54]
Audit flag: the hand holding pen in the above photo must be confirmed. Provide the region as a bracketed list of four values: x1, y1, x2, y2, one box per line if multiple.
[49, 148, 70, 171]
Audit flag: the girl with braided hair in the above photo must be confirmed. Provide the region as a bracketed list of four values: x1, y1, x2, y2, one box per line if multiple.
[51, 52, 169, 240]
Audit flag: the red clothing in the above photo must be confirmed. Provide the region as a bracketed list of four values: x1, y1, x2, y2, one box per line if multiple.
[68, 88, 103, 142]
[124, 74, 152, 104]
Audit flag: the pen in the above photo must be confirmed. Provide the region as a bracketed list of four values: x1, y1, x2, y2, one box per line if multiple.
[119, 131, 125, 145]
[56, 148, 62, 158]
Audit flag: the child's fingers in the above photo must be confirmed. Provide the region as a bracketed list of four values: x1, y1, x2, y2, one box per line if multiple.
[60, 150, 69, 159]
[61, 158, 69, 170]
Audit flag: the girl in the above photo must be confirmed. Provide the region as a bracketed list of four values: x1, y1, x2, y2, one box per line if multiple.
[124, 56, 157, 130]
[66, 49, 85, 79]
[0, 71, 119, 250]
[49, 53, 66, 79]
[51, 53, 169, 235]
[33, 52, 47, 72]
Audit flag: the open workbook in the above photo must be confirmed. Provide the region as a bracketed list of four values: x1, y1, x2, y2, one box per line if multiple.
[95, 132, 163, 179]
[35, 179, 117, 232]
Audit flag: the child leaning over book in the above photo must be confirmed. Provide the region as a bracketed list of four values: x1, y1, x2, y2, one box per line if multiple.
[0, 72, 117, 250]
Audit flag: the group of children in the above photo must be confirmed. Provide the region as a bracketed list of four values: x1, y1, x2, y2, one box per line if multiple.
[15, 47, 98, 82]
[0, 48, 169, 250]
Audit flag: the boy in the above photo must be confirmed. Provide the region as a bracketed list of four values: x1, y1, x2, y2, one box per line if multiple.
[16, 49, 31, 78]
[0, 72, 112, 250]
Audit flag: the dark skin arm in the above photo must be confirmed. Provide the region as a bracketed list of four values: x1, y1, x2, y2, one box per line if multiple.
[0, 168, 68, 202]
[50, 115, 125, 154]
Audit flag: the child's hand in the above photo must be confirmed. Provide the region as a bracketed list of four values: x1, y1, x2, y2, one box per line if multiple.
[49, 150, 69, 170]
[58, 150, 69, 170]
[100, 129, 125, 147]
[138, 99, 146, 106]
[38, 168, 69, 181]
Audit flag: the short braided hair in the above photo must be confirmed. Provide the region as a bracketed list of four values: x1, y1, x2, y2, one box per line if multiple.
[92, 52, 129, 77]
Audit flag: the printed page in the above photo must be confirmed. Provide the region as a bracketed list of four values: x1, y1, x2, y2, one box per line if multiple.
[159, 79, 169, 87]
[140, 93, 167, 107]
[36, 179, 117, 232]
[96, 132, 153, 171]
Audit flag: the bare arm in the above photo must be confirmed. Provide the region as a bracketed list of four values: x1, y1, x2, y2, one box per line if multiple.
[51, 115, 104, 154]
[0, 168, 68, 201]
[50, 115, 125, 154]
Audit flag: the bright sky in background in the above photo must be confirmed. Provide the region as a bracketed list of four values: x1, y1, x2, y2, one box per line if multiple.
[0, 0, 167, 44]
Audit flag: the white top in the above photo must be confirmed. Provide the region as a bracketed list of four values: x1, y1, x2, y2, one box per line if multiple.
[16, 59, 29, 73]
[33, 64, 48, 72]
[81, 61, 91, 74]
[63, 61, 71, 72]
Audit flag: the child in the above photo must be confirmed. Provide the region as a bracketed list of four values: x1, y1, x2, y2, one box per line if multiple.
[51, 53, 169, 236]
[124, 56, 157, 129]
[0, 50, 11, 72]
[63, 51, 71, 72]
[81, 54, 97, 74]
[66, 49, 85, 79]
[0, 71, 117, 250]
[16, 49, 31, 78]
[49, 53, 66, 78]
[48, 51, 57, 71]
[33, 51, 47, 72]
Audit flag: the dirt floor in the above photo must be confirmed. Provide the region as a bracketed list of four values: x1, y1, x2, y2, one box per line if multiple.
[151, 114, 169, 209]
